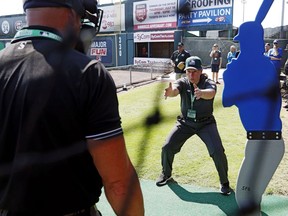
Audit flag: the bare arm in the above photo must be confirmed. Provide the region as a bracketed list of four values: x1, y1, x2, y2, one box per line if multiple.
[87, 135, 144, 216]
[164, 82, 179, 99]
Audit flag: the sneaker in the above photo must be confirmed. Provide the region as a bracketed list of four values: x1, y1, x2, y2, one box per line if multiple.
[156, 173, 172, 187]
[283, 104, 288, 108]
[216, 81, 221, 84]
[220, 182, 231, 195]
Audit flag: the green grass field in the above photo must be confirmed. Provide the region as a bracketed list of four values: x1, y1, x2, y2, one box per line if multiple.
[117, 81, 288, 195]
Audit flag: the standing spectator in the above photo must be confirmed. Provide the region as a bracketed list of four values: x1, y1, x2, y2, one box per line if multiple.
[264, 43, 271, 56]
[268, 39, 283, 76]
[227, 45, 237, 64]
[170, 42, 191, 80]
[0, 0, 144, 215]
[156, 56, 231, 195]
[209, 44, 222, 84]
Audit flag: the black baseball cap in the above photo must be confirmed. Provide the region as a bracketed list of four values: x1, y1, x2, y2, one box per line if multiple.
[23, 0, 98, 18]
[184, 56, 202, 71]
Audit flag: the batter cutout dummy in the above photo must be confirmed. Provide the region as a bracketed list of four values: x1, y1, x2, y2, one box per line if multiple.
[222, 0, 285, 215]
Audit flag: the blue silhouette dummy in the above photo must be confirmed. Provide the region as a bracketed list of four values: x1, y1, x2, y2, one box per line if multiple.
[223, 21, 282, 131]
[222, 0, 285, 214]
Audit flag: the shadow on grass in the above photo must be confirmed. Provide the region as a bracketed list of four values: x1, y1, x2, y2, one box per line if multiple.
[167, 181, 268, 216]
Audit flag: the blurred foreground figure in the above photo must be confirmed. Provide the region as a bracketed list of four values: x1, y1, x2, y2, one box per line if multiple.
[0, 0, 144, 215]
[222, 0, 284, 215]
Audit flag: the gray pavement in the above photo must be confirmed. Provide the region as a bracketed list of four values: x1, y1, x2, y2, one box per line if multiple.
[97, 179, 288, 216]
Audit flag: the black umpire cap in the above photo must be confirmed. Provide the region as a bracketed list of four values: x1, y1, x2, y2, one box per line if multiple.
[23, 0, 98, 19]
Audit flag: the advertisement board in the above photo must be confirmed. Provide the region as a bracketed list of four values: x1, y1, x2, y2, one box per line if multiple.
[178, 0, 233, 28]
[133, 0, 177, 31]
[134, 57, 170, 65]
[99, 4, 125, 32]
[89, 38, 113, 65]
[134, 30, 174, 43]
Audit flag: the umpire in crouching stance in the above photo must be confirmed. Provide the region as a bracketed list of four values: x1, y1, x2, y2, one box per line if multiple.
[156, 56, 231, 195]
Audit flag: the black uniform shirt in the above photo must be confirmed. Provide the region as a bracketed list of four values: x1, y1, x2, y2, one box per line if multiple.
[0, 27, 122, 214]
[170, 49, 191, 73]
[175, 74, 217, 119]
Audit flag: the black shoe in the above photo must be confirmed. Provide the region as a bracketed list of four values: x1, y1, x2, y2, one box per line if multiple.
[220, 182, 231, 195]
[283, 104, 288, 108]
[156, 173, 172, 187]
[216, 81, 221, 84]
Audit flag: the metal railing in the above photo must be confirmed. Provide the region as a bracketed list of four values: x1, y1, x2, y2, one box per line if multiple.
[106, 62, 173, 90]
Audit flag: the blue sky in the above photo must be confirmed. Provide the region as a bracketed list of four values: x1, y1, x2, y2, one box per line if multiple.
[0, 0, 287, 28]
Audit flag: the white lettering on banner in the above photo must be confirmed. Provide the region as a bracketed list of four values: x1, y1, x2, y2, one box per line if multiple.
[135, 22, 176, 30]
[118, 37, 122, 57]
[185, 0, 232, 10]
[179, 8, 230, 19]
[150, 33, 174, 40]
[90, 48, 107, 56]
[198, 8, 231, 17]
[91, 41, 107, 48]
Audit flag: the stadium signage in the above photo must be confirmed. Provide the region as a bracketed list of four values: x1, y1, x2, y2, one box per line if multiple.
[133, 0, 177, 30]
[134, 31, 174, 42]
[178, 0, 233, 28]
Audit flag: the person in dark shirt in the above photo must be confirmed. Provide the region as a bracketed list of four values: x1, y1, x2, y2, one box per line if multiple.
[156, 56, 231, 195]
[0, 0, 144, 215]
[209, 43, 222, 84]
[170, 42, 191, 80]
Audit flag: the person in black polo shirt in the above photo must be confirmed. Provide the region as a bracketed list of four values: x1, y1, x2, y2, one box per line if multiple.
[170, 42, 191, 80]
[0, 0, 144, 215]
[156, 56, 231, 195]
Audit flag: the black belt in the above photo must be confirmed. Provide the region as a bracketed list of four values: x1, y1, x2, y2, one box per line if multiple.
[247, 131, 282, 140]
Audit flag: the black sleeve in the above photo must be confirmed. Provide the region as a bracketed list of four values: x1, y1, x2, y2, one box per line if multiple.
[170, 51, 176, 61]
[80, 61, 123, 140]
[204, 78, 217, 92]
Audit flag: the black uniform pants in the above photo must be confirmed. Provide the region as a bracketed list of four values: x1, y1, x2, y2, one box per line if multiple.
[161, 117, 229, 184]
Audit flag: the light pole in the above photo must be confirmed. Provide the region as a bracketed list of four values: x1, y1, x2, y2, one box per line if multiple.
[241, 0, 247, 23]
[280, 0, 288, 38]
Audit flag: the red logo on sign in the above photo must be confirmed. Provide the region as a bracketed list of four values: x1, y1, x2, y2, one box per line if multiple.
[90, 48, 107, 56]
[135, 4, 147, 22]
